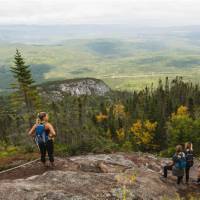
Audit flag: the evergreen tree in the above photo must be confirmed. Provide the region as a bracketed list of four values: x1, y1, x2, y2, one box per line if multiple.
[10, 49, 41, 126]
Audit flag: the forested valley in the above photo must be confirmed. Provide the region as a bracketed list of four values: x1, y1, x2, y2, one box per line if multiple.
[1, 51, 200, 161]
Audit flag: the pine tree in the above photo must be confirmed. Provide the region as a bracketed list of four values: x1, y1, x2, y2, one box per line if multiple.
[10, 49, 41, 126]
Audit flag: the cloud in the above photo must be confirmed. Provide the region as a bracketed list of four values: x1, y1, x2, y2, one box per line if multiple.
[0, 0, 199, 26]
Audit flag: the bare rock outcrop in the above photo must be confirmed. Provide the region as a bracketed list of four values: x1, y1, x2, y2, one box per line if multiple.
[39, 78, 111, 101]
[0, 153, 199, 200]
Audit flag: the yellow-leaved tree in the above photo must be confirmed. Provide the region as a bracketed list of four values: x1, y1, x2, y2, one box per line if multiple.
[113, 103, 126, 118]
[130, 119, 157, 150]
[96, 112, 108, 123]
[116, 128, 125, 141]
[166, 105, 194, 148]
[171, 105, 189, 119]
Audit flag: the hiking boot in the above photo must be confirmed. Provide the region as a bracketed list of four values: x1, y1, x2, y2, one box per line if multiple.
[177, 180, 184, 185]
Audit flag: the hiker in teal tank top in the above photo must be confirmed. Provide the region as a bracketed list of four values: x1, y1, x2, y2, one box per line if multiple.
[161, 145, 186, 184]
[29, 112, 56, 168]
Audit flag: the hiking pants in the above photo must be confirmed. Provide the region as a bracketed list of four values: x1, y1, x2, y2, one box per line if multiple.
[185, 167, 190, 183]
[177, 176, 183, 184]
[39, 140, 54, 163]
[163, 165, 183, 184]
[163, 165, 173, 177]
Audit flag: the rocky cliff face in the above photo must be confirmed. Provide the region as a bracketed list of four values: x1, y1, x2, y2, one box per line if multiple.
[0, 153, 199, 200]
[39, 78, 111, 101]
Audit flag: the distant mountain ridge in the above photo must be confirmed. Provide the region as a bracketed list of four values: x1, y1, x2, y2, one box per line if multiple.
[1, 25, 200, 91]
[1, 24, 200, 44]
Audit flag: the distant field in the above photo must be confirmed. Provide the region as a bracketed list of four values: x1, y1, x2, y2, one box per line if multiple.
[1, 27, 200, 91]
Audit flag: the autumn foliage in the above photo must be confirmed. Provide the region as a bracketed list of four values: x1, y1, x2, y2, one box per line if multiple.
[131, 120, 157, 149]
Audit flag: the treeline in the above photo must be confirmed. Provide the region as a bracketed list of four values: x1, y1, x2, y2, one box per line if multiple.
[0, 51, 200, 156]
[46, 77, 200, 155]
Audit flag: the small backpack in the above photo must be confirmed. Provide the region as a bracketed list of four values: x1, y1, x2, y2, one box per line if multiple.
[35, 124, 48, 144]
[185, 150, 194, 167]
[174, 153, 187, 170]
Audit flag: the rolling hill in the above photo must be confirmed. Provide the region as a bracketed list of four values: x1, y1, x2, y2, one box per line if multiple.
[1, 25, 200, 91]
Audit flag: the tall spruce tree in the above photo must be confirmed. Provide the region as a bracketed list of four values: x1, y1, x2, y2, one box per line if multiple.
[10, 49, 41, 126]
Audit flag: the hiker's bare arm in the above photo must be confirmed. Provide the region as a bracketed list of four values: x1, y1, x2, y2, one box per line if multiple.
[47, 123, 56, 137]
[28, 124, 36, 136]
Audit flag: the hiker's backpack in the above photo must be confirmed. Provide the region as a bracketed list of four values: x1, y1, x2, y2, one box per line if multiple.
[35, 124, 48, 144]
[172, 153, 186, 177]
[174, 153, 187, 170]
[185, 150, 194, 167]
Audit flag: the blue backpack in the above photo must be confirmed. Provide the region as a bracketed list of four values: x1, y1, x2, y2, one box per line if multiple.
[35, 124, 48, 144]
[174, 153, 186, 170]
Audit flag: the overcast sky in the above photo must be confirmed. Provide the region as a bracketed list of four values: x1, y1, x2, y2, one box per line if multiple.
[0, 0, 199, 26]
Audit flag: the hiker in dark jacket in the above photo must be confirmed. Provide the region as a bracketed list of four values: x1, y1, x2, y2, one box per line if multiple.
[162, 145, 186, 184]
[184, 142, 194, 183]
[29, 112, 56, 168]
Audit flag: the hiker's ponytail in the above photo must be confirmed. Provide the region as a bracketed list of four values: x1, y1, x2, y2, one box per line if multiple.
[185, 142, 193, 151]
[36, 112, 47, 124]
